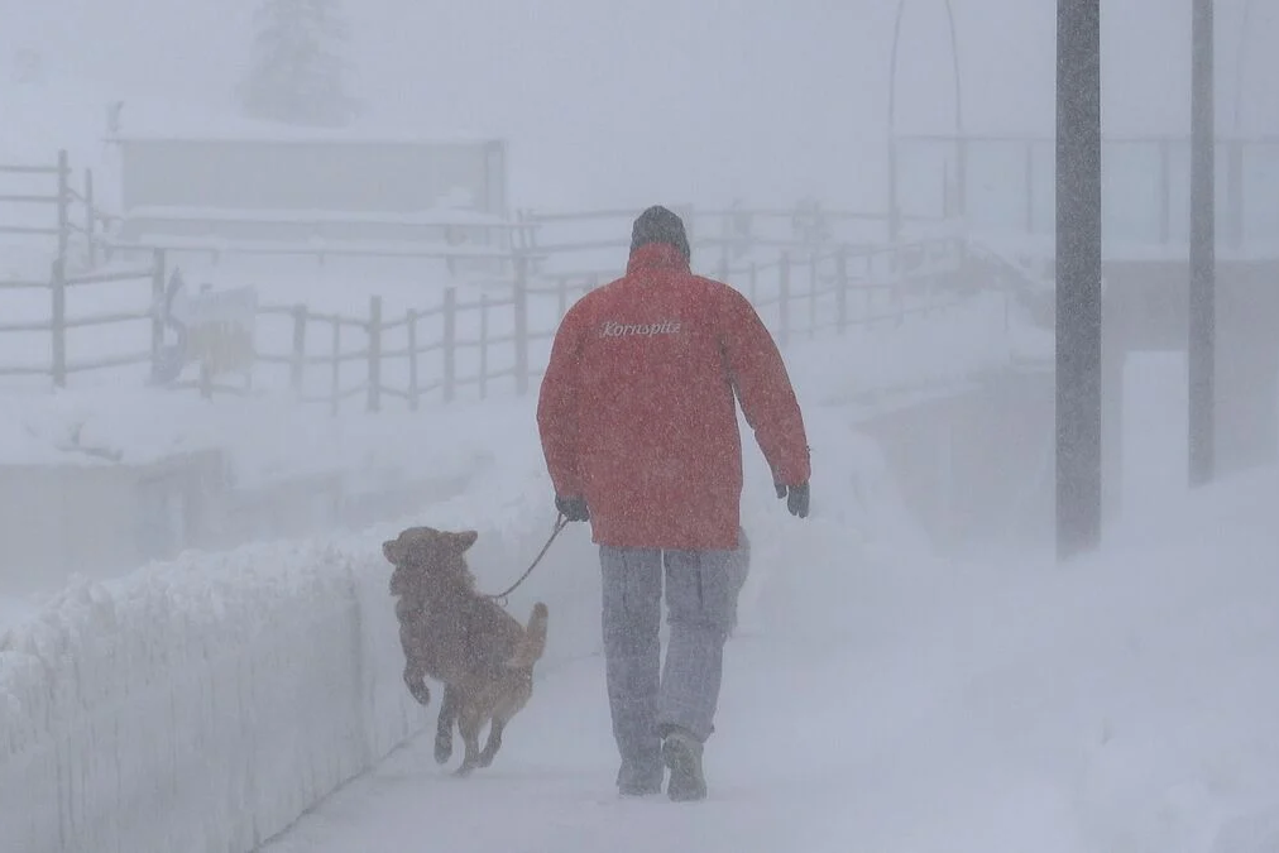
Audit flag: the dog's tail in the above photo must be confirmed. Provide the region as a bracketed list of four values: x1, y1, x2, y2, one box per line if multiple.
[506, 602, 549, 670]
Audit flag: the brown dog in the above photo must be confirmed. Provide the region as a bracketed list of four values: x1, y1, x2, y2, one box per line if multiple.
[383, 525, 549, 776]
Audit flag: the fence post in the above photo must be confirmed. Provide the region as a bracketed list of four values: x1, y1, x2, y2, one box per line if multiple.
[479, 295, 489, 400]
[677, 204, 696, 256]
[718, 209, 732, 277]
[836, 247, 849, 334]
[514, 255, 530, 395]
[150, 249, 166, 364]
[290, 305, 307, 394]
[55, 149, 69, 271]
[406, 310, 420, 411]
[556, 277, 568, 318]
[1158, 139, 1172, 245]
[84, 168, 96, 268]
[1024, 142, 1036, 234]
[442, 287, 457, 403]
[522, 211, 540, 259]
[1227, 142, 1244, 250]
[330, 318, 341, 417]
[809, 251, 818, 340]
[50, 259, 66, 388]
[778, 253, 791, 348]
[366, 296, 382, 413]
[198, 359, 212, 400]
[892, 247, 905, 326]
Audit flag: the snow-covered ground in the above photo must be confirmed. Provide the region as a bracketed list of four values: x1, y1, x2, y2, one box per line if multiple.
[4, 12, 1279, 852]
[256, 458, 1279, 853]
[2, 311, 1275, 852]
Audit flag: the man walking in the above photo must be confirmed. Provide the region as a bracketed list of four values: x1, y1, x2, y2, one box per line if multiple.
[536, 205, 810, 801]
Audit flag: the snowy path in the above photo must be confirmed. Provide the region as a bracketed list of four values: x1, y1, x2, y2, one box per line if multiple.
[261, 635, 912, 853]
[259, 472, 1279, 853]
[258, 533, 948, 853]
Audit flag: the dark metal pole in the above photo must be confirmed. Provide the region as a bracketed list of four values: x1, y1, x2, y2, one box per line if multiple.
[1189, 0, 1216, 487]
[887, 2, 908, 243]
[1232, 0, 1253, 135]
[1056, 0, 1103, 560]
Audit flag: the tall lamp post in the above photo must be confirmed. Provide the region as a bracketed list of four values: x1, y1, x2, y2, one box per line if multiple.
[886, 0, 965, 243]
[1188, 0, 1216, 487]
[1056, 0, 1103, 560]
[1232, 0, 1254, 135]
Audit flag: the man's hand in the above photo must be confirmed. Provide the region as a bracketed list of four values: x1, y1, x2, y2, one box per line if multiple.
[775, 482, 809, 519]
[555, 494, 591, 522]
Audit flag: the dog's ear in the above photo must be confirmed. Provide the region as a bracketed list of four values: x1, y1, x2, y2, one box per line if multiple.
[398, 528, 441, 563]
[450, 530, 479, 552]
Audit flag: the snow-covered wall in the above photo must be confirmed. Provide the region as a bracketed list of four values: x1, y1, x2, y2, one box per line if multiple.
[0, 540, 428, 853]
[0, 427, 628, 853]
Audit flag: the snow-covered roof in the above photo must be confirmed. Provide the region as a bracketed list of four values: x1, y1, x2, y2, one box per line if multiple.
[105, 96, 498, 146]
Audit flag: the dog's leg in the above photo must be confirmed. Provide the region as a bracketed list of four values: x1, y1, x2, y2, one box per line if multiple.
[453, 703, 484, 777]
[477, 717, 505, 768]
[403, 664, 431, 707]
[434, 683, 459, 765]
[479, 673, 535, 768]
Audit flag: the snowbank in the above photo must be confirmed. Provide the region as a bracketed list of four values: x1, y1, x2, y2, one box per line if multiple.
[0, 384, 929, 853]
[0, 539, 428, 853]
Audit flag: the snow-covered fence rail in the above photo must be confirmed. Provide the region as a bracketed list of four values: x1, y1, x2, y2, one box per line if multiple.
[0, 539, 427, 853]
[515, 202, 952, 285]
[0, 250, 166, 387]
[0, 149, 114, 274]
[250, 236, 972, 414]
[98, 201, 952, 284]
[103, 215, 533, 278]
[0, 200, 974, 397]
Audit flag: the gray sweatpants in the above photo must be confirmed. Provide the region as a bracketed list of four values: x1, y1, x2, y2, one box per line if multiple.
[599, 530, 749, 787]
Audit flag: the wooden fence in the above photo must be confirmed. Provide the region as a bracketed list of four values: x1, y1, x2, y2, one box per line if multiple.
[248, 236, 974, 416]
[0, 186, 978, 405]
[0, 149, 112, 276]
[95, 197, 953, 284]
[0, 250, 165, 387]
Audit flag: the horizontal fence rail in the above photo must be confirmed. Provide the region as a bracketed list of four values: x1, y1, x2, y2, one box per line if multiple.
[0, 236, 988, 404]
[1, 162, 1004, 406]
[241, 237, 977, 416]
[892, 132, 1279, 249]
[0, 149, 114, 275]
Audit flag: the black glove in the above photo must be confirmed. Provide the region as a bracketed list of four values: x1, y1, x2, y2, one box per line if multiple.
[775, 482, 810, 518]
[555, 494, 590, 522]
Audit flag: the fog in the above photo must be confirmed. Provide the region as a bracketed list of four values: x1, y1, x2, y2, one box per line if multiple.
[3, 1, 1279, 851]
[5, 0, 1278, 208]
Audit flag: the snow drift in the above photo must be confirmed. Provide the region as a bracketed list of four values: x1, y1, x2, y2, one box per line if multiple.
[0, 539, 428, 853]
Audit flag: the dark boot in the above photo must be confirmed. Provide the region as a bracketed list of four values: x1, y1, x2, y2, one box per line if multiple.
[660, 726, 707, 802]
[617, 757, 663, 797]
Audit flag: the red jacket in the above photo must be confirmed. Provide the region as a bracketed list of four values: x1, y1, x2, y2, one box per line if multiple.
[536, 243, 810, 551]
